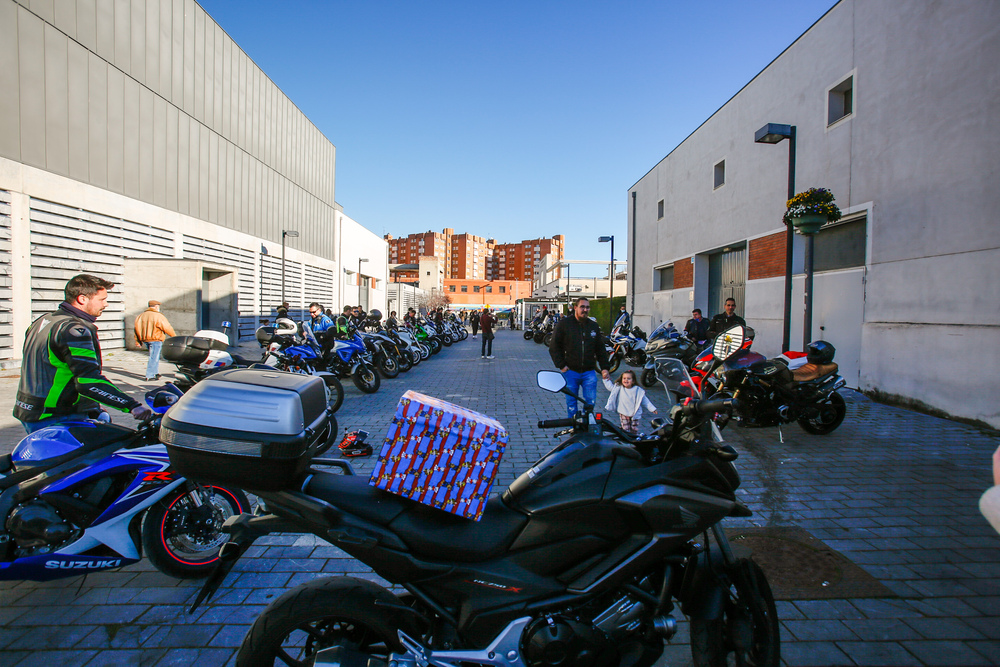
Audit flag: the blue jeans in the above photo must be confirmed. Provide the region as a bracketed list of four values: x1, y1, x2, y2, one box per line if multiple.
[563, 369, 597, 419]
[145, 341, 162, 379]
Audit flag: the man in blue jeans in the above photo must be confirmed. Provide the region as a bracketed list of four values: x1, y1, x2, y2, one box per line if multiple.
[548, 297, 611, 418]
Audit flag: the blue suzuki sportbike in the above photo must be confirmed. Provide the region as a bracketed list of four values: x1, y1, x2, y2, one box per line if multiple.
[0, 386, 249, 581]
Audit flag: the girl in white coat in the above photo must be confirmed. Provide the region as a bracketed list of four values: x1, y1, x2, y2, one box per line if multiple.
[602, 369, 658, 435]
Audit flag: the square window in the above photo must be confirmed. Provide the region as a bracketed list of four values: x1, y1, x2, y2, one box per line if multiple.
[654, 265, 674, 291]
[474, 286, 481, 293]
[828, 75, 854, 125]
[500, 286, 506, 293]
[714, 160, 725, 189]
[485, 285, 493, 293]
[461, 285, 468, 292]
[657, 199, 664, 220]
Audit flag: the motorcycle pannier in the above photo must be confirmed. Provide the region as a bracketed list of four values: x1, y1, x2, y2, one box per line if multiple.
[162, 335, 227, 365]
[161, 369, 329, 491]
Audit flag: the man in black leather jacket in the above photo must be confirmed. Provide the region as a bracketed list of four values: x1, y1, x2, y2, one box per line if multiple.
[549, 298, 611, 419]
[15, 274, 152, 433]
[708, 298, 747, 338]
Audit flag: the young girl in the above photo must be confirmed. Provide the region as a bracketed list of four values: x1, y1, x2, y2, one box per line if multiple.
[602, 370, 658, 434]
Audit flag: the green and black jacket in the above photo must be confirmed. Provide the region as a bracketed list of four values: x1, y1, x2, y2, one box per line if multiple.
[14, 304, 140, 423]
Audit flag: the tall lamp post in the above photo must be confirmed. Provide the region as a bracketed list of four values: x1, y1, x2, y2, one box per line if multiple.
[358, 257, 369, 307]
[281, 230, 299, 305]
[598, 235, 614, 333]
[754, 123, 796, 353]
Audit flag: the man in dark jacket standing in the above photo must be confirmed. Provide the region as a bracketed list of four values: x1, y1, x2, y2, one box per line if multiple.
[15, 274, 152, 433]
[708, 298, 747, 338]
[549, 298, 611, 418]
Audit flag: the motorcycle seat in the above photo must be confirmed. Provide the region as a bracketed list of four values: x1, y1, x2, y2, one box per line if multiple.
[792, 362, 839, 383]
[304, 472, 411, 526]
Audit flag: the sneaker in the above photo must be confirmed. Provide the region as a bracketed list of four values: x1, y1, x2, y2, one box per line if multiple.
[481, 355, 485, 358]
[486, 355, 495, 359]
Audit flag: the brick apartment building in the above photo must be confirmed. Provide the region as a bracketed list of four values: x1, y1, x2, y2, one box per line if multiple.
[386, 230, 565, 283]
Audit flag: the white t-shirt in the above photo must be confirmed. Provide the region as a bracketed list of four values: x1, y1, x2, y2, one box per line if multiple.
[602, 378, 657, 418]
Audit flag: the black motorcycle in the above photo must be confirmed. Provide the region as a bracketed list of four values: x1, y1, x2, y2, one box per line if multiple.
[712, 326, 847, 435]
[166, 356, 779, 667]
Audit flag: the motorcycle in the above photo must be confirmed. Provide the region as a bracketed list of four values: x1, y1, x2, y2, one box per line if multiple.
[362, 312, 413, 377]
[0, 386, 250, 581]
[173, 355, 779, 667]
[640, 322, 708, 388]
[711, 326, 848, 436]
[258, 320, 347, 412]
[606, 326, 648, 373]
[163, 322, 258, 390]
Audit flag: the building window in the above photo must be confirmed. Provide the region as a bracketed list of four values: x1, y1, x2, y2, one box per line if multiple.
[499, 286, 506, 293]
[713, 160, 725, 189]
[461, 285, 468, 292]
[473, 286, 481, 293]
[449, 285, 456, 292]
[657, 199, 664, 220]
[654, 265, 674, 291]
[828, 75, 854, 125]
[813, 215, 867, 271]
[485, 285, 492, 293]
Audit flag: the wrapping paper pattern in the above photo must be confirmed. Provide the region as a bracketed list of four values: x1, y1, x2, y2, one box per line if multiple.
[369, 391, 508, 521]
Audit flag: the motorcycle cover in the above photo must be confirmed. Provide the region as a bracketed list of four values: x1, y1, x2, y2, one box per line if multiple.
[369, 391, 508, 521]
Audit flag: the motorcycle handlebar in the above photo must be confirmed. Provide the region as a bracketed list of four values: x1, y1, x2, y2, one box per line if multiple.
[538, 417, 577, 429]
[682, 397, 736, 416]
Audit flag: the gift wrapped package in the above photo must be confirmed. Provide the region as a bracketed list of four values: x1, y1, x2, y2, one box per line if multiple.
[369, 390, 508, 521]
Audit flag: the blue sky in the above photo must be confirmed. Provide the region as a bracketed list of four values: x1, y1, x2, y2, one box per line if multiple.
[199, 0, 837, 263]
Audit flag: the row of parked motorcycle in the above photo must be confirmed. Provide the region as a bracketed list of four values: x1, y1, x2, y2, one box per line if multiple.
[602, 320, 848, 436]
[0, 320, 781, 666]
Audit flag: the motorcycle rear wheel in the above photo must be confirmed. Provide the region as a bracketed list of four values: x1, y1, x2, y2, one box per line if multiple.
[142, 484, 249, 579]
[690, 558, 780, 667]
[322, 374, 345, 414]
[236, 576, 413, 667]
[797, 391, 846, 435]
[543, 332, 553, 347]
[352, 363, 381, 394]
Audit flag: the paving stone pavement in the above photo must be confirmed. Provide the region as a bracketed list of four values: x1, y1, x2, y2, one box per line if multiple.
[0, 327, 998, 666]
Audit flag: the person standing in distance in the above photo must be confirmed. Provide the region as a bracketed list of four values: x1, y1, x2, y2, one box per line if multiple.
[684, 308, 711, 345]
[480, 308, 497, 359]
[708, 298, 746, 338]
[134, 299, 176, 381]
[549, 297, 611, 419]
[15, 274, 152, 433]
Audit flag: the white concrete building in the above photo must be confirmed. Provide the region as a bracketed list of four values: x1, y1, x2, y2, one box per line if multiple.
[0, 0, 386, 365]
[628, 0, 1000, 428]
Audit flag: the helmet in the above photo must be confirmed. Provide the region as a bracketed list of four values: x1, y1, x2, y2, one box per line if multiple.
[806, 340, 836, 365]
[275, 318, 297, 336]
[367, 309, 383, 322]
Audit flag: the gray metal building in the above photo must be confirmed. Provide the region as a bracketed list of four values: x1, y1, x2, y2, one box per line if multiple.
[628, 0, 1000, 428]
[0, 0, 370, 364]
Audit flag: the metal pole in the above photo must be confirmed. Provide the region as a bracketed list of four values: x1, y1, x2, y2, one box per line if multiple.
[782, 127, 796, 353]
[803, 235, 814, 349]
[281, 233, 286, 304]
[608, 236, 615, 333]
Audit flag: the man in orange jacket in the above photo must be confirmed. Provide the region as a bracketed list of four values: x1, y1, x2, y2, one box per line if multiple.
[134, 300, 176, 381]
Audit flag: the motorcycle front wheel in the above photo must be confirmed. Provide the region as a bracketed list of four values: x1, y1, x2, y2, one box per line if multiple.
[690, 558, 780, 667]
[142, 484, 250, 579]
[396, 351, 413, 372]
[376, 353, 399, 379]
[533, 331, 545, 344]
[641, 368, 657, 387]
[236, 577, 414, 667]
[352, 363, 381, 394]
[523, 330, 534, 340]
[418, 343, 431, 361]
[798, 391, 847, 435]
[608, 355, 621, 374]
[543, 332, 553, 347]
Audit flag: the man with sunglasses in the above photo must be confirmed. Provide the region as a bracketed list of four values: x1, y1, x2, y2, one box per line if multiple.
[549, 297, 611, 419]
[308, 302, 334, 333]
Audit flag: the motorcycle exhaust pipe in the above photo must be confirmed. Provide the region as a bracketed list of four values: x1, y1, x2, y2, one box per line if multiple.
[651, 615, 678, 640]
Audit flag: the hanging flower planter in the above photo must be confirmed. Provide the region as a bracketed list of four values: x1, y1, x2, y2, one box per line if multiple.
[784, 188, 842, 236]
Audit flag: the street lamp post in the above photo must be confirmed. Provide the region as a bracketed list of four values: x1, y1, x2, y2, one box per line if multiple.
[754, 123, 796, 353]
[281, 230, 299, 305]
[598, 235, 614, 333]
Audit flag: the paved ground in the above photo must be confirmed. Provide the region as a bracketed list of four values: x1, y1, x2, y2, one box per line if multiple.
[0, 327, 998, 666]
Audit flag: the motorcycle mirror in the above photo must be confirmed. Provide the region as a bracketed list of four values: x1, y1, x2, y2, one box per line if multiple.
[536, 370, 566, 393]
[712, 326, 746, 362]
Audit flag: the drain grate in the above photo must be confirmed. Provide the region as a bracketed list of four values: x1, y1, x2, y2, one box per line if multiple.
[729, 526, 896, 600]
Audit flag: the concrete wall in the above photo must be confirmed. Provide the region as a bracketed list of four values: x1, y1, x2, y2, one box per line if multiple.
[0, 0, 338, 260]
[629, 0, 1000, 427]
[337, 210, 388, 314]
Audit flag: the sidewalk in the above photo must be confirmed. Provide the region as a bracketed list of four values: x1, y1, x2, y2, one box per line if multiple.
[0, 329, 998, 666]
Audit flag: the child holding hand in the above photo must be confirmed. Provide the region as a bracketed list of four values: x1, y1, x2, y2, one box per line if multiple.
[603, 369, 658, 435]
